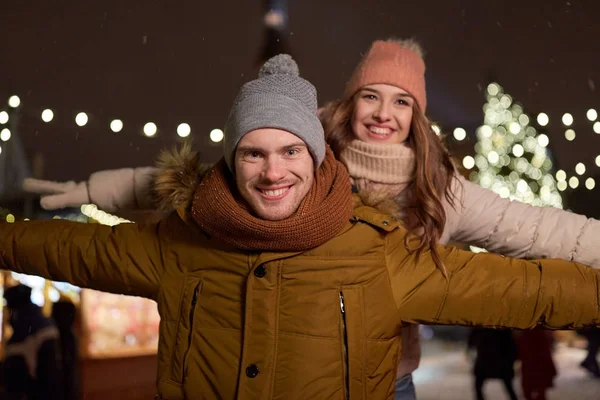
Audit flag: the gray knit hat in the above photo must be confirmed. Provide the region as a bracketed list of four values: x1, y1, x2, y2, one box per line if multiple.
[223, 54, 325, 171]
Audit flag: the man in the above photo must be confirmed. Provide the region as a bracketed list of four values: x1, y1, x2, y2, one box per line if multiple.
[1, 284, 62, 400]
[1, 55, 600, 400]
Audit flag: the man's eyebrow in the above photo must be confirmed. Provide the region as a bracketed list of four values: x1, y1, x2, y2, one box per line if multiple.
[237, 142, 307, 153]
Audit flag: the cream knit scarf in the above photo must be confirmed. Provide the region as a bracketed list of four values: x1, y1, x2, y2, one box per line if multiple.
[340, 140, 415, 216]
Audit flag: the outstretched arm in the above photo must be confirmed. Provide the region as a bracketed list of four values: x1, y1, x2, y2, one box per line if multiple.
[444, 174, 600, 268]
[0, 215, 176, 299]
[23, 166, 157, 212]
[387, 230, 600, 330]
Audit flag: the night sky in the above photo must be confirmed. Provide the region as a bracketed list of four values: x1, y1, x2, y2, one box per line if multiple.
[2, 0, 599, 214]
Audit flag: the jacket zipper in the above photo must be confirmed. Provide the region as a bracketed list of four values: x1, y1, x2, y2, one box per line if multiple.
[340, 292, 350, 400]
[182, 284, 200, 383]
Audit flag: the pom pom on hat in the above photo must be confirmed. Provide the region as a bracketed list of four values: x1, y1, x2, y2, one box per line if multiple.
[259, 54, 299, 77]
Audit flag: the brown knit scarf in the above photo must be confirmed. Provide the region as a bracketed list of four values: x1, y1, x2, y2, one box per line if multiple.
[191, 148, 353, 251]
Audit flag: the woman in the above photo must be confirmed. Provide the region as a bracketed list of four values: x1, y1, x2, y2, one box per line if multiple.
[321, 39, 600, 398]
[23, 39, 600, 399]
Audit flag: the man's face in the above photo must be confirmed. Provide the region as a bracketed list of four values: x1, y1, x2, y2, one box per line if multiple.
[234, 128, 315, 221]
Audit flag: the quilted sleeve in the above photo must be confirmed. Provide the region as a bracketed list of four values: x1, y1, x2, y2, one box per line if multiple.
[443, 174, 600, 268]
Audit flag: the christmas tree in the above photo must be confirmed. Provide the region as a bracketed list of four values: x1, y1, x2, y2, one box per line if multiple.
[466, 83, 563, 209]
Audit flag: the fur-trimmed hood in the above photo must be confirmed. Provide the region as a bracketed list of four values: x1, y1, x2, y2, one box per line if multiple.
[152, 142, 213, 212]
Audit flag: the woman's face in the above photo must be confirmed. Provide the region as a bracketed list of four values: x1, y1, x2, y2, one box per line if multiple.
[351, 84, 414, 144]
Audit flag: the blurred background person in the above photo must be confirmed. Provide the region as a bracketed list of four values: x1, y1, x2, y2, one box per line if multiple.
[578, 328, 600, 378]
[51, 297, 79, 400]
[1, 284, 62, 400]
[467, 327, 518, 400]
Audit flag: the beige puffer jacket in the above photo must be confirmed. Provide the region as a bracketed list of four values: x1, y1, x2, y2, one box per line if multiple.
[443, 173, 600, 267]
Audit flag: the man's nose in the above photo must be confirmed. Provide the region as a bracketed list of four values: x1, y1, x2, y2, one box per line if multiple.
[262, 158, 284, 182]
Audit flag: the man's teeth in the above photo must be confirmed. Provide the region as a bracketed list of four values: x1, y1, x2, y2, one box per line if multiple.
[369, 126, 392, 135]
[262, 188, 288, 197]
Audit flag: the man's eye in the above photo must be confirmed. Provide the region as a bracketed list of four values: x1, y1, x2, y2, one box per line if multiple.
[286, 149, 298, 156]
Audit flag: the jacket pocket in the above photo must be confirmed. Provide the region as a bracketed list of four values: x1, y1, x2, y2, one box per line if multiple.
[339, 286, 366, 399]
[170, 277, 202, 383]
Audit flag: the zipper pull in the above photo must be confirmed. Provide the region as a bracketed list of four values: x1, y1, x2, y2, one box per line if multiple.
[339, 292, 345, 314]
[192, 285, 200, 306]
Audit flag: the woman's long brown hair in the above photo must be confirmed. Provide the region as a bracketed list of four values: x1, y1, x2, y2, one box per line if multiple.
[321, 96, 458, 276]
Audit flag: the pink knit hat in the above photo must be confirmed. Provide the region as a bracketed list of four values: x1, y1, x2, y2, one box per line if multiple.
[344, 40, 427, 112]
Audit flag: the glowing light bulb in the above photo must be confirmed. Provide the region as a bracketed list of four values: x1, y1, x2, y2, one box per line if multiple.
[41, 109, 54, 122]
[144, 122, 157, 137]
[177, 123, 191, 138]
[0, 111, 8, 124]
[8, 95, 20, 108]
[75, 112, 88, 126]
[0, 128, 11, 142]
[210, 128, 224, 143]
[462, 156, 475, 170]
[110, 119, 123, 133]
[587, 109, 598, 121]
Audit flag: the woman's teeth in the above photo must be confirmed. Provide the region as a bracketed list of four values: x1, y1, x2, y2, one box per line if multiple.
[369, 126, 392, 135]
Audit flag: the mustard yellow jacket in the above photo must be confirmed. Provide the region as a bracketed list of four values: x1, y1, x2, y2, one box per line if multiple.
[0, 202, 599, 399]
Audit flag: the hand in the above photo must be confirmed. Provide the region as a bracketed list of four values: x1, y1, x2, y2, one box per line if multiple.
[22, 178, 90, 210]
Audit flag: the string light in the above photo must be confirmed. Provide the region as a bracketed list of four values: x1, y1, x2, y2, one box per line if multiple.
[586, 178, 596, 190]
[564, 129, 576, 141]
[537, 113, 549, 126]
[41, 109, 54, 122]
[6, 97, 595, 193]
[557, 181, 567, 191]
[75, 112, 88, 127]
[8, 95, 20, 108]
[568, 176, 579, 189]
[0, 128, 11, 142]
[177, 123, 191, 138]
[110, 119, 123, 133]
[453, 127, 466, 141]
[462, 155, 475, 170]
[210, 128, 224, 143]
[143, 122, 157, 137]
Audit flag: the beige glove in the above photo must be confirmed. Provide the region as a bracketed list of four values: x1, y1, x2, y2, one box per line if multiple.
[23, 167, 158, 212]
[22, 178, 90, 210]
